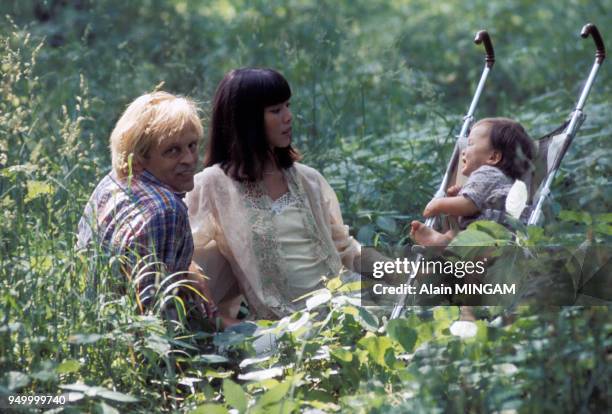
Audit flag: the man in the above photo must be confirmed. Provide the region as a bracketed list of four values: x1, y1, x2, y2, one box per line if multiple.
[77, 91, 216, 318]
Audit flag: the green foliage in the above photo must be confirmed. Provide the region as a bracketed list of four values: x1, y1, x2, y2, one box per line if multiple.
[1, 0, 610, 412]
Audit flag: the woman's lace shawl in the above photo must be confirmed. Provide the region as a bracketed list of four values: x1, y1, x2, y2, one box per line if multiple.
[185, 163, 361, 319]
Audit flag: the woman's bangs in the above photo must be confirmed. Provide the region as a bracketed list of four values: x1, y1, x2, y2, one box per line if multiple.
[260, 71, 291, 106]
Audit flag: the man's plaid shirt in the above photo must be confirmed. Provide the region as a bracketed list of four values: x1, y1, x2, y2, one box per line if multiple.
[77, 170, 194, 297]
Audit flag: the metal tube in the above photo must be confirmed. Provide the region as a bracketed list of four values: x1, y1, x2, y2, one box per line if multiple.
[390, 251, 423, 319]
[460, 66, 490, 138]
[528, 57, 602, 226]
[575, 62, 601, 117]
[390, 292, 406, 319]
[428, 64, 489, 209]
[527, 173, 553, 225]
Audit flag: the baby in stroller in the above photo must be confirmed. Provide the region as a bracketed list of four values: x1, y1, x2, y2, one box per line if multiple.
[411, 117, 535, 246]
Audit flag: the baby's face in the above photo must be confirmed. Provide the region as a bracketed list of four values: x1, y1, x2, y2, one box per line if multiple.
[462, 123, 499, 176]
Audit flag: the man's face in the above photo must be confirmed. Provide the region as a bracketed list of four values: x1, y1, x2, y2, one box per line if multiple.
[139, 127, 200, 192]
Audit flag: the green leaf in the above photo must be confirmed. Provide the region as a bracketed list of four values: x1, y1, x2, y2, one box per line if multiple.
[326, 277, 343, 291]
[145, 333, 171, 356]
[223, 380, 247, 413]
[213, 331, 248, 347]
[29, 360, 57, 382]
[357, 307, 379, 332]
[376, 216, 397, 233]
[526, 226, 546, 242]
[66, 391, 86, 403]
[239, 355, 271, 369]
[59, 384, 138, 402]
[238, 367, 283, 381]
[432, 307, 459, 335]
[384, 346, 397, 367]
[57, 359, 81, 374]
[190, 404, 229, 414]
[68, 333, 104, 344]
[593, 223, 612, 236]
[559, 210, 592, 225]
[203, 369, 233, 379]
[331, 347, 353, 363]
[357, 224, 376, 245]
[255, 379, 292, 408]
[30, 369, 57, 382]
[60, 383, 90, 393]
[338, 281, 362, 292]
[92, 387, 139, 403]
[357, 335, 394, 367]
[595, 213, 612, 224]
[254, 400, 296, 414]
[3, 371, 30, 391]
[469, 220, 512, 240]
[246, 379, 279, 392]
[386, 319, 418, 352]
[306, 289, 332, 310]
[25, 180, 54, 202]
[475, 320, 488, 342]
[226, 322, 258, 336]
[195, 354, 229, 364]
[433, 306, 459, 331]
[287, 312, 310, 332]
[448, 228, 496, 247]
[1, 163, 35, 177]
[93, 401, 119, 414]
[434, 306, 459, 322]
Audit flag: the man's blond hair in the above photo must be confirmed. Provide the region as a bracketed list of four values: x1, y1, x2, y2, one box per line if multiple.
[110, 91, 203, 177]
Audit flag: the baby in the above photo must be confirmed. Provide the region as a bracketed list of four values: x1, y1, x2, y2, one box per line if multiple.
[411, 117, 535, 246]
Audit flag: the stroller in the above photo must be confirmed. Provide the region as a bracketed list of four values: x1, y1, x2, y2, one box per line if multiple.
[390, 23, 606, 319]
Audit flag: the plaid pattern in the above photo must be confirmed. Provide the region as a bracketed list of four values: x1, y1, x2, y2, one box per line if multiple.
[77, 170, 193, 285]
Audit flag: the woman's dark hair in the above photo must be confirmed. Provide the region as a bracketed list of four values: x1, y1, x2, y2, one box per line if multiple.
[204, 68, 301, 181]
[476, 117, 536, 179]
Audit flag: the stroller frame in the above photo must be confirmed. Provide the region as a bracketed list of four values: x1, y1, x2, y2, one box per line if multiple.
[390, 29, 496, 320]
[390, 23, 606, 320]
[527, 24, 606, 225]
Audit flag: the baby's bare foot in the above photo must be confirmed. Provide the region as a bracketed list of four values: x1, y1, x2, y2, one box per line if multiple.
[410, 221, 452, 247]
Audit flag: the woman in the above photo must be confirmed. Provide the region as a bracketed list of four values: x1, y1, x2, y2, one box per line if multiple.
[186, 68, 361, 321]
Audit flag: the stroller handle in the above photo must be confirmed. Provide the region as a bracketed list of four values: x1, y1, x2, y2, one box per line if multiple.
[474, 30, 495, 68]
[581, 23, 605, 64]
[528, 23, 605, 226]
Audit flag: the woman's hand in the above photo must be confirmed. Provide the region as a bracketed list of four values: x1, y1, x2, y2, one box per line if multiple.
[187, 262, 247, 331]
[219, 315, 242, 329]
[198, 281, 219, 321]
[188, 262, 219, 321]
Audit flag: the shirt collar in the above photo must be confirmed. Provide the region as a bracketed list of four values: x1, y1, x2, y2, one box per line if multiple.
[139, 170, 187, 199]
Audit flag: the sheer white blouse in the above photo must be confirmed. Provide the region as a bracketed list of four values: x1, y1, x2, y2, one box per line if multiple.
[185, 163, 361, 319]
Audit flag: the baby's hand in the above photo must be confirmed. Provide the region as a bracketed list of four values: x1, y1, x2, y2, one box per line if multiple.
[446, 185, 461, 197]
[423, 199, 440, 218]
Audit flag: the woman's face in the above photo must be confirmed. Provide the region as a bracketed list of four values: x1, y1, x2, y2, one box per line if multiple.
[264, 100, 292, 149]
